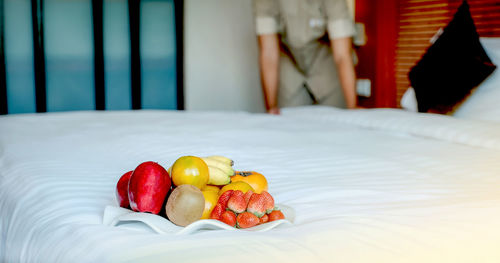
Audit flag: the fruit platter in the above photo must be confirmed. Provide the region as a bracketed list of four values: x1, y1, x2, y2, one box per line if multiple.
[107, 155, 293, 234]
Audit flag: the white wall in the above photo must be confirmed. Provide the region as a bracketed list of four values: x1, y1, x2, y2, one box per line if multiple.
[184, 0, 265, 112]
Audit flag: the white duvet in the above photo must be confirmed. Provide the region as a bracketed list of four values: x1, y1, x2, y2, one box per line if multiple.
[1, 106, 500, 263]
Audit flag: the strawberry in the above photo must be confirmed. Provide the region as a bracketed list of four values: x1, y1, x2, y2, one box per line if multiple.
[220, 211, 236, 227]
[243, 190, 253, 207]
[261, 191, 275, 213]
[259, 214, 269, 224]
[227, 193, 246, 214]
[236, 212, 260, 229]
[246, 193, 266, 218]
[232, 190, 244, 198]
[210, 203, 224, 220]
[217, 190, 234, 209]
[268, 210, 285, 222]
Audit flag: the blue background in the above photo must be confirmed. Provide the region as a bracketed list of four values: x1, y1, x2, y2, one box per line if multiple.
[4, 0, 177, 114]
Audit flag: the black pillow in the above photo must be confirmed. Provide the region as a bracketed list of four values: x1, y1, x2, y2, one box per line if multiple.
[409, 0, 497, 113]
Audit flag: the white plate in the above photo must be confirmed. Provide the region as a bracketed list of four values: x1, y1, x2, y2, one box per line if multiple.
[103, 204, 294, 235]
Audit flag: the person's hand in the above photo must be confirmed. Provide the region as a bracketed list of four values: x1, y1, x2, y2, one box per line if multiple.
[267, 107, 280, 115]
[348, 106, 365, 109]
[346, 104, 364, 110]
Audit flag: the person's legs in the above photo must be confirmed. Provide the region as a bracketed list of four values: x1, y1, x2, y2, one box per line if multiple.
[307, 45, 347, 108]
[278, 54, 312, 108]
[279, 82, 314, 108]
[317, 87, 346, 108]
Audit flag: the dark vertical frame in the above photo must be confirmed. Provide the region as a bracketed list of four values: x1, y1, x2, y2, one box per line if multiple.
[0, 0, 7, 114]
[92, 0, 105, 110]
[128, 0, 141, 110]
[174, 0, 183, 110]
[31, 0, 46, 113]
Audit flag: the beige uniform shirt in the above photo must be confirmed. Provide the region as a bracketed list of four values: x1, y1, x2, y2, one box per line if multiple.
[253, 0, 355, 107]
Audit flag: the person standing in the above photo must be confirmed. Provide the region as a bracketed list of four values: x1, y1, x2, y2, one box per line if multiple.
[253, 0, 357, 114]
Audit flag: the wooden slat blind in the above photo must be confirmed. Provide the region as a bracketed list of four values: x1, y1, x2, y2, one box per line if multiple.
[395, 0, 500, 107]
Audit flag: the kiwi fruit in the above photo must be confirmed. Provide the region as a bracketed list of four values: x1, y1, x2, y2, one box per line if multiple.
[165, 184, 205, 227]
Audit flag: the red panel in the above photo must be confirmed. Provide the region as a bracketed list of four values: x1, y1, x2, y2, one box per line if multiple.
[374, 0, 398, 107]
[355, 0, 399, 108]
[355, 0, 376, 107]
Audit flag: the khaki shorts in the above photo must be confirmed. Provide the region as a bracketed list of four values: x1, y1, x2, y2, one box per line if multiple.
[278, 52, 346, 108]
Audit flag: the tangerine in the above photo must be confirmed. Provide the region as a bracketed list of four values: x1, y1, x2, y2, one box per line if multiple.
[231, 171, 268, 194]
[171, 156, 209, 189]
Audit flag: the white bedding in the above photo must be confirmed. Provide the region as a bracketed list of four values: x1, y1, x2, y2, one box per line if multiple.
[1, 107, 500, 263]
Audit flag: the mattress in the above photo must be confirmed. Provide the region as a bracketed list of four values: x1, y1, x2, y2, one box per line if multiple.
[1, 106, 500, 263]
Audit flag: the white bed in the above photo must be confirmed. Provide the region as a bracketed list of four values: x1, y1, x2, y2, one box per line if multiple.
[1, 106, 500, 263]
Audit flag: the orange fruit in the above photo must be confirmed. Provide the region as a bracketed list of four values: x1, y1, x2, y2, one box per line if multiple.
[201, 190, 219, 219]
[219, 181, 254, 196]
[171, 156, 209, 189]
[231, 171, 268, 194]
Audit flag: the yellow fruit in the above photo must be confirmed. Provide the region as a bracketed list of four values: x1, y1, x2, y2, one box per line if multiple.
[202, 185, 221, 193]
[219, 181, 254, 195]
[200, 190, 219, 219]
[231, 171, 268, 194]
[171, 156, 209, 189]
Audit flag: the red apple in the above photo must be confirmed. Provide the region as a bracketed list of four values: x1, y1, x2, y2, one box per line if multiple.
[128, 161, 171, 214]
[116, 170, 133, 208]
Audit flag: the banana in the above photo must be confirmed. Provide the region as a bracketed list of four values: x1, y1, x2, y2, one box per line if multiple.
[201, 157, 235, 176]
[205, 155, 234, 167]
[207, 166, 231, 185]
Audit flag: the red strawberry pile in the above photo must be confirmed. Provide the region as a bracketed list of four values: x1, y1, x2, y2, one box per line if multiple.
[210, 190, 285, 228]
